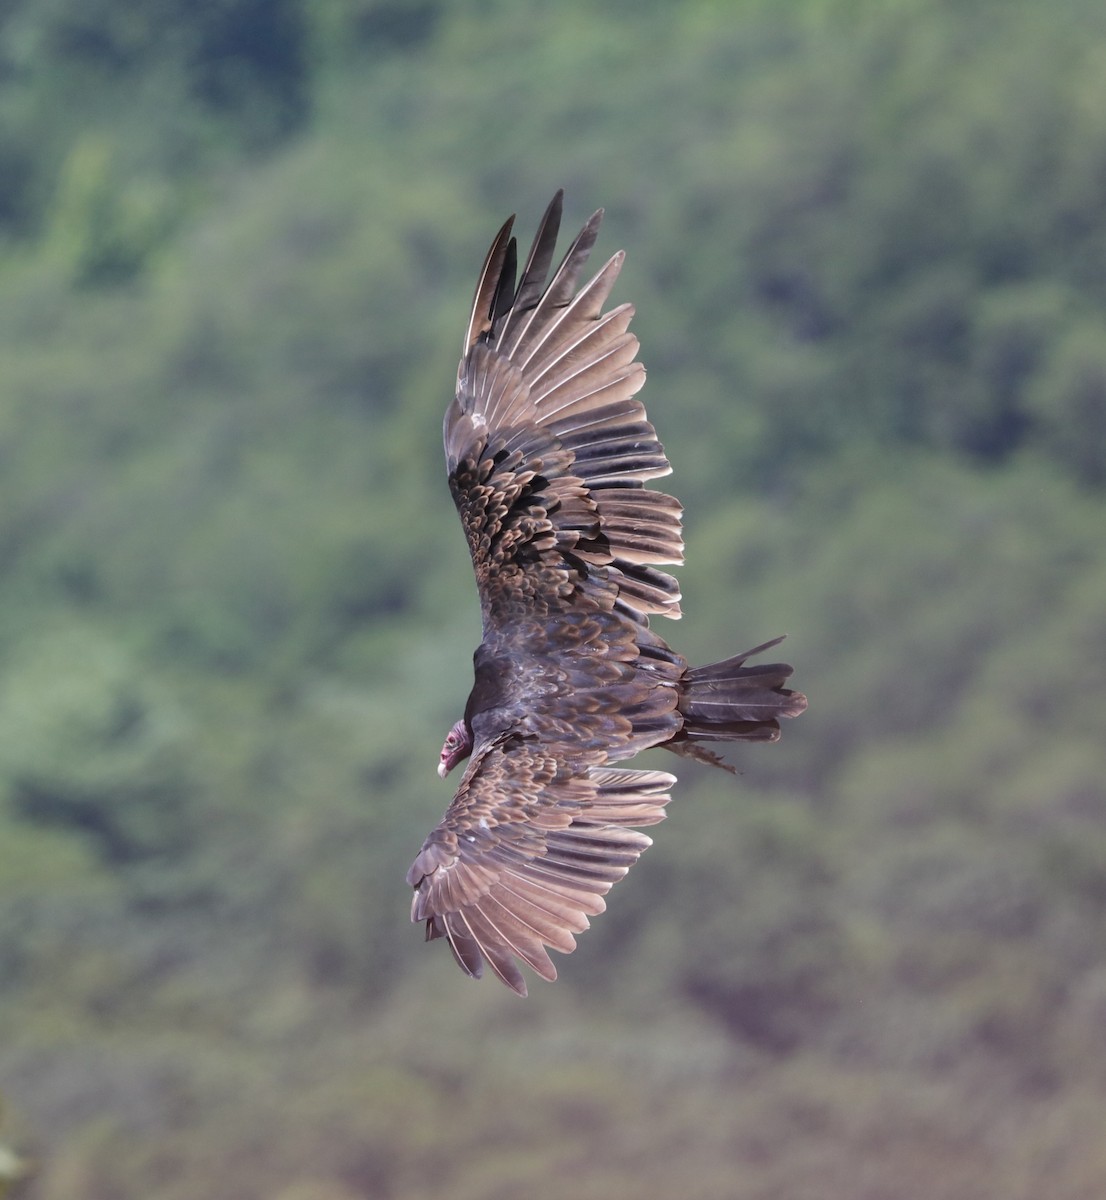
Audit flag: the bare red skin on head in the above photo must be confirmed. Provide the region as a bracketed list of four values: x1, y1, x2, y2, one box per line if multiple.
[438, 719, 472, 778]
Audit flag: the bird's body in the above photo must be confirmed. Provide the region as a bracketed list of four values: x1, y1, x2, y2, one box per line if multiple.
[407, 193, 806, 995]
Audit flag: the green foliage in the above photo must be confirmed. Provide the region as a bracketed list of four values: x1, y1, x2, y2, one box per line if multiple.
[0, 0, 1105, 1197]
[1028, 315, 1106, 485]
[44, 137, 179, 284]
[0, 623, 200, 864]
[0, 0, 312, 249]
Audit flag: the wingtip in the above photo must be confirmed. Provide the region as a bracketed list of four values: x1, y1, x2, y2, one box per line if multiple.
[463, 212, 517, 356]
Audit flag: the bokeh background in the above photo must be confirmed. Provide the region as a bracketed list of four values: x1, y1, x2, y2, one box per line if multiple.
[1, 1, 1105, 1197]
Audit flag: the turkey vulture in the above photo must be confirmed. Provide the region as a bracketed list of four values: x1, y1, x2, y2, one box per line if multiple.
[407, 192, 806, 995]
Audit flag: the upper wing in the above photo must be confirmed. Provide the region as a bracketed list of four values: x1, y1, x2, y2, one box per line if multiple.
[407, 736, 676, 996]
[444, 191, 685, 632]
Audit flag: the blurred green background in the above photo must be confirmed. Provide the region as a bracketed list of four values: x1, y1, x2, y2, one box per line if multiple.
[1, 0, 1105, 1196]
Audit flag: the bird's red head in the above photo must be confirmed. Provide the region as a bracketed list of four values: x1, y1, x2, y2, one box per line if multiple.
[438, 719, 472, 778]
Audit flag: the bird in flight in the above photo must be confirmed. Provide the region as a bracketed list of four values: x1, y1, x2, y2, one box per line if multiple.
[407, 192, 807, 995]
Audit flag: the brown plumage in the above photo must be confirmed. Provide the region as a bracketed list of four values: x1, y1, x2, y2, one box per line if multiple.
[407, 192, 807, 995]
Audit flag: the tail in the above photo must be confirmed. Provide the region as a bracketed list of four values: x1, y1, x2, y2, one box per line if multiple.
[669, 637, 807, 771]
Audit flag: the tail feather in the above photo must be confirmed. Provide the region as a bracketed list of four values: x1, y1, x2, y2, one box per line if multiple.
[674, 637, 808, 753]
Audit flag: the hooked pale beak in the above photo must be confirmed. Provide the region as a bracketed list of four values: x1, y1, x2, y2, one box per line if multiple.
[437, 760, 449, 779]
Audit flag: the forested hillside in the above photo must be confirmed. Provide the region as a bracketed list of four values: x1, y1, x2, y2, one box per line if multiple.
[1, 1, 1105, 1197]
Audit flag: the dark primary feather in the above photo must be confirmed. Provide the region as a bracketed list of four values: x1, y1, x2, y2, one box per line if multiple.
[408, 192, 807, 995]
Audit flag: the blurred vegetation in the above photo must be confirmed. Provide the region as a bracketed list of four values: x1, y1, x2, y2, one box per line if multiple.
[1, 0, 1106, 1196]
